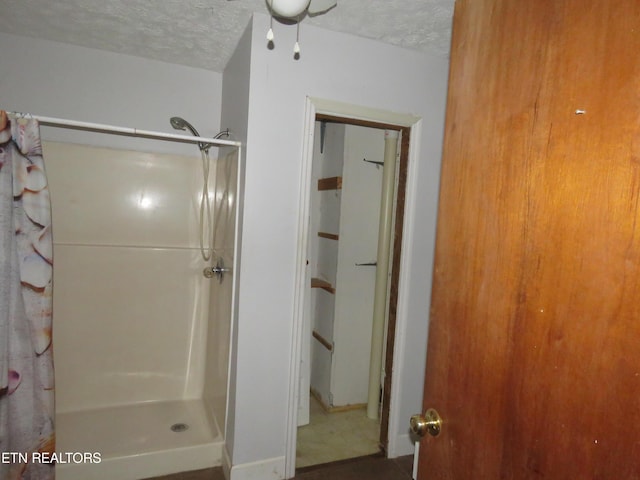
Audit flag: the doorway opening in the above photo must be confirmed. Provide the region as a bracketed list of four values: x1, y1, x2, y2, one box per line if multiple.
[294, 112, 411, 472]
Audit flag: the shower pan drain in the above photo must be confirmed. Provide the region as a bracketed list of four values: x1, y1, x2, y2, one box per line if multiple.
[170, 423, 189, 433]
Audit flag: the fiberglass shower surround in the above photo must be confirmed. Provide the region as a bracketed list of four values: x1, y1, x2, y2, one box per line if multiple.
[3, 111, 241, 480]
[7, 111, 238, 266]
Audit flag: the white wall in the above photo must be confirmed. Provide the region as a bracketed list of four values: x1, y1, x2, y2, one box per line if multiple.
[0, 31, 222, 155]
[219, 20, 253, 466]
[224, 13, 449, 476]
[332, 124, 384, 407]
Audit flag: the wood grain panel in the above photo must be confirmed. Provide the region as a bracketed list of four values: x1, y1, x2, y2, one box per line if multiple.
[419, 1, 640, 478]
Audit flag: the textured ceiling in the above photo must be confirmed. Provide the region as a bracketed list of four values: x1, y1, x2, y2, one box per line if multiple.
[0, 0, 455, 73]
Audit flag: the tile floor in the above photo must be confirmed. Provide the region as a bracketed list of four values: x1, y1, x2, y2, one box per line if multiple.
[296, 396, 381, 468]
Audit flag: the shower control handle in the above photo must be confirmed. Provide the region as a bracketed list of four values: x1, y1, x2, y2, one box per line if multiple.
[203, 258, 232, 283]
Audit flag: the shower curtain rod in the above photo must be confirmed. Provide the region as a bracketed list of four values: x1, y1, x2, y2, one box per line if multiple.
[6, 112, 242, 148]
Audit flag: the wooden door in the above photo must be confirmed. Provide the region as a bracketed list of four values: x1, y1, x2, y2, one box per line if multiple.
[418, 1, 640, 478]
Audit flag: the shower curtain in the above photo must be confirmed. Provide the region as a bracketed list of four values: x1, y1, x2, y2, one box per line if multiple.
[0, 111, 55, 479]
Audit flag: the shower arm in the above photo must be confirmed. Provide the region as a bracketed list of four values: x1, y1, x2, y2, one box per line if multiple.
[201, 129, 231, 151]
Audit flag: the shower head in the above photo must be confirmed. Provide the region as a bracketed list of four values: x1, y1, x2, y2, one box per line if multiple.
[170, 116, 201, 138]
[169, 116, 230, 151]
[170, 116, 209, 152]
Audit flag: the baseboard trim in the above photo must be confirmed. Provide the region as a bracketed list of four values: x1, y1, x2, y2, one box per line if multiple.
[389, 433, 417, 458]
[228, 455, 286, 480]
[309, 388, 367, 413]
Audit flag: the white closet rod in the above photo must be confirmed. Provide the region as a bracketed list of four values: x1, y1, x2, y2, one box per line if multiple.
[6, 112, 242, 148]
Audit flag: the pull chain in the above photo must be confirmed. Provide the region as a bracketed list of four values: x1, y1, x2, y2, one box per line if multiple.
[293, 16, 301, 57]
[267, 0, 274, 43]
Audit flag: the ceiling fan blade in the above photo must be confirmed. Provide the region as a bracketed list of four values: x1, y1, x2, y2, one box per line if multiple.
[307, 0, 337, 15]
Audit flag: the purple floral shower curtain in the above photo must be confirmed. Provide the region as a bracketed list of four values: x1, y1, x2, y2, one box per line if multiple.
[0, 111, 55, 479]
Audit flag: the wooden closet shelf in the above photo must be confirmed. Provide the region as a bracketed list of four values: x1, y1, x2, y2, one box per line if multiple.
[317, 176, 342, 190]
[318, 231, 339, 241]
[312, 330, 333, 352]
[311, 277, 335, 294]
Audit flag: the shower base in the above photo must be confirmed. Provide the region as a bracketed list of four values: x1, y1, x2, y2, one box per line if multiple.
[55, 399, 223, 480]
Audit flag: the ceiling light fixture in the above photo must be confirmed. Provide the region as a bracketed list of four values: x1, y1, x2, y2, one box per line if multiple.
[266, 0, 337, 59]
[270, 0, 311, 18]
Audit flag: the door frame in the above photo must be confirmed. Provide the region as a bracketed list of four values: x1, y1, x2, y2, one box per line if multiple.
[285, 96, 422, 478]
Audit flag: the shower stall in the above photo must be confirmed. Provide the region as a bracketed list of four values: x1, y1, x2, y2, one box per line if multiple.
[34, 116, 241, 480]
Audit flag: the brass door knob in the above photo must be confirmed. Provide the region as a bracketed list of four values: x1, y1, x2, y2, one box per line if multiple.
[410, 408, 442, 437]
